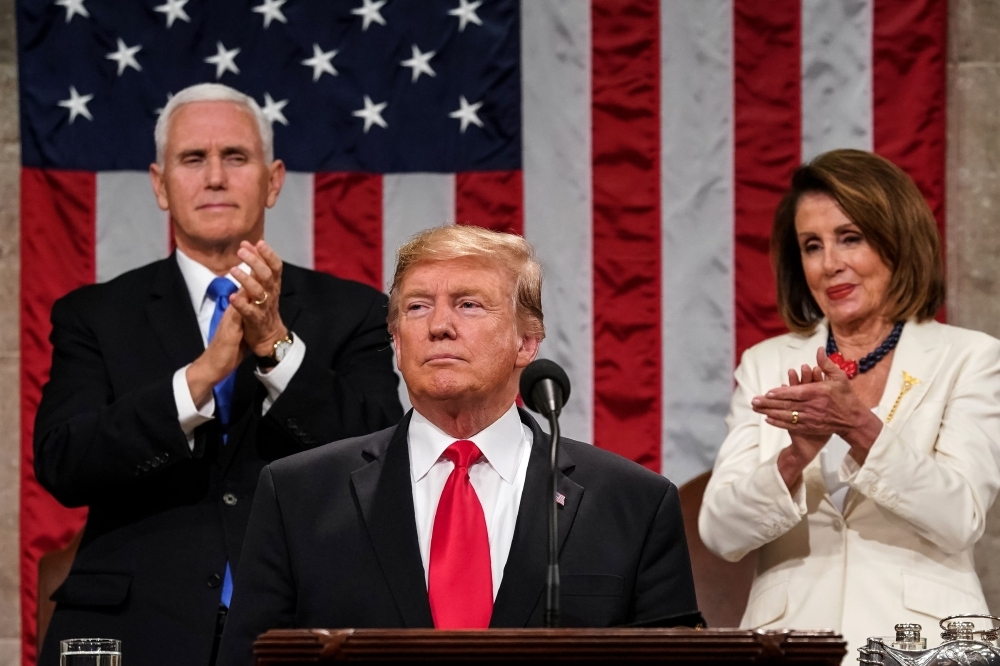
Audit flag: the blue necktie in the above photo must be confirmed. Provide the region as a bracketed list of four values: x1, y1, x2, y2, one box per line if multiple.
[206, 277, 239, 432]
[207, 277, 239, 608]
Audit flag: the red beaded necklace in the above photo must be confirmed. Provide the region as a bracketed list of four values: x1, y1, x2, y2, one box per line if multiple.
[825, 322, 905, 380]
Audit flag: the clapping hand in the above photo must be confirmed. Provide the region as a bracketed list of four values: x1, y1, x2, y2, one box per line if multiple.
[228, 240, 288, 358]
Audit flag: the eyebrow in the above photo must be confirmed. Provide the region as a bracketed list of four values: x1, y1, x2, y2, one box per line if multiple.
[176, 145, 251, 160]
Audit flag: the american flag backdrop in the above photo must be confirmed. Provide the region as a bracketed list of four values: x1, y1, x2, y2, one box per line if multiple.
[17, 0, 945, 662]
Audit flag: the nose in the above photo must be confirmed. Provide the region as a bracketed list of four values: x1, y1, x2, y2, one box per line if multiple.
[427, 303, 457, 340]
[822, 245, 844, 276]
[205, 154, 226, 190]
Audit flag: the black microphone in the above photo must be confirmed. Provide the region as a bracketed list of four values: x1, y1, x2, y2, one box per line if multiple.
[519, 359, 572, 629]
[519, 359, 571, 419]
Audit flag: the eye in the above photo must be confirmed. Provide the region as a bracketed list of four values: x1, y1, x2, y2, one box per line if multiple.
[802, 240, 821, 254]
[842, 233, 863, 245]
[458, 300, 482, 310]
[225, 154, 248, 165]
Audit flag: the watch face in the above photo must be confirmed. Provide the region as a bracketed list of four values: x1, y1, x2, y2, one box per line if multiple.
[274, 338, 291, 363]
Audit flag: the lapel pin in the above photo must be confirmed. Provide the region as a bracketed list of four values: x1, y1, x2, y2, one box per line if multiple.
[886, 371, 921, 424]
[555, 492, 566, 506]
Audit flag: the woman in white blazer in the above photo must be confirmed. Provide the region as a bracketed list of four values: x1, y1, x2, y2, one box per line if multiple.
[699, 149, 1000, 660]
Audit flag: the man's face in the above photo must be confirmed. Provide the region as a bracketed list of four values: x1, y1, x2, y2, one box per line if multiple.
[393, 257, 540, 410]
[149, 100, 284, 252]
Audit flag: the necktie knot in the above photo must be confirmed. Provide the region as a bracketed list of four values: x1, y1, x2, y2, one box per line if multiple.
[443, 440, 483, 471]
[207, 276, 239, 306]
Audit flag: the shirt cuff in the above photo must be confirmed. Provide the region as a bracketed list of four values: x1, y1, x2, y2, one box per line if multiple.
[838, 450, 863, 482]
[254, 332, 306, 415]
[173, 365, 215, 451]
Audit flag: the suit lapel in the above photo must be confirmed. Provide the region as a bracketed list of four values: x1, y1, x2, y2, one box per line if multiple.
[351, 412, 434, 628]
[145, 255, 204, 369]
[841, 321, 949, 517]
[490, 411, 583, 628]
[221, 265, 304, 472]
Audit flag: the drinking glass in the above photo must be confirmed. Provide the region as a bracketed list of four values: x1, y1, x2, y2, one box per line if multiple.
[60, 638, 121, 666]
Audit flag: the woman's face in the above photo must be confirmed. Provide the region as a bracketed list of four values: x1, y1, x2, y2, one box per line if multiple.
[795, 192, 892, 329]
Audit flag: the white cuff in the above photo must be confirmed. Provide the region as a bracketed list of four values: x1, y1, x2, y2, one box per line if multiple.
[838, 449, 863, 482]
[254, 333, 306, 415]
[173, 365, 215, 451]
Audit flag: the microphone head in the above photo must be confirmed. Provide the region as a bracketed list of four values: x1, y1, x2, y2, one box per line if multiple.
[519, 359, 572, 414]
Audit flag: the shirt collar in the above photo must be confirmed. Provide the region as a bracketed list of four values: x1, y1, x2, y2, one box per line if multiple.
[175, 248, 249, 312]
[408, 403, 526, 485]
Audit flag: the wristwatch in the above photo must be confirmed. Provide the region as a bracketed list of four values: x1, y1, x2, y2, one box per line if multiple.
[256, 332, 294, 369]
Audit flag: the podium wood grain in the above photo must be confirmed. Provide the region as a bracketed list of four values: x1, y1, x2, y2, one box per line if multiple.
[254, 628, 847, 664]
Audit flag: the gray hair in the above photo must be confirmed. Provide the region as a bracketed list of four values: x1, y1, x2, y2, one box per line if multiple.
[154, 83, 274, 165]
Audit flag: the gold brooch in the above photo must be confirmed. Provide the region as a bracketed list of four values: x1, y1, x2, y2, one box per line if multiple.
[886, 371, 921, 424]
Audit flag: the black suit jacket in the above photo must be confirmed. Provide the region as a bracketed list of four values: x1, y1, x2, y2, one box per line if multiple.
[217, 410, 699, 665]
[34, 255, 403, 666]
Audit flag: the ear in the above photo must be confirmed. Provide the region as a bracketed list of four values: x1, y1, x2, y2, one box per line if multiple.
[390, 329, 402, 372]
[265, 159, 286, 209]
[515, 334, 541, 369]
[149, 162, 170, 212]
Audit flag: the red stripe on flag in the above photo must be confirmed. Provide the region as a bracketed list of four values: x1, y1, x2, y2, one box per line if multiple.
[20, 168, 94, 665]
[455, 170, 524, 235]
[314, 173, 383, 290]
[591, 0, 661, 472]
[733, 0, 801, 361]
[872, 0, 947, 319]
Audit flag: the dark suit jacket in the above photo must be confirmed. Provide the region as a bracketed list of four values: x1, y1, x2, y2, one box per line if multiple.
[34, 254, 403, 666]
[217, 410, 699, 665]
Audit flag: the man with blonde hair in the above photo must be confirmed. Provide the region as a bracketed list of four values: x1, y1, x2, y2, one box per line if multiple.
[35, 83, 402, 666]
[218, 225, 700, 665]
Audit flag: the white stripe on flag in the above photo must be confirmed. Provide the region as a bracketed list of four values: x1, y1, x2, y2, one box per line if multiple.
[266, 171, 314, 269]
[96, 171, 170, 283]
[382, 173, 456, 413]
[521, 0, 593, 443]
[801, 0, 873, 161]
[660, 0, 735, 485]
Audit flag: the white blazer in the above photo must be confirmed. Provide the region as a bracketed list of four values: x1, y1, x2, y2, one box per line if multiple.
[699, 319, 1000, 659]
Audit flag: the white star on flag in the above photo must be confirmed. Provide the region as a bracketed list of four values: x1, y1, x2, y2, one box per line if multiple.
[58, 86, 94, 124]
[55, 0, 89, 23]
[449, 96, 484, 133]
[106, 38, 142, 77]
[154, 92, 174, 116]
[448, 0, 483, 32]
[252, 0, 288, 29]
[261, 93, 289, 126]
[154, 0, 191, 29]
[401, 45, 435, 83]
[351, 0, 387, 31]
[301, 44, 338, 82]
[352, 95, 388, 133]
[205, 41, 241, 79]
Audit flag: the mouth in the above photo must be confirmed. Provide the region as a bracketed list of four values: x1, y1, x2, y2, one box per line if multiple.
[424, 354, 464, 364]
[197, 203, 238, 211]
[825, 284, 856, 301]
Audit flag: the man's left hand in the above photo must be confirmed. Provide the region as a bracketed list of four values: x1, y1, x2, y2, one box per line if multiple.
[229, 240, 289, 358]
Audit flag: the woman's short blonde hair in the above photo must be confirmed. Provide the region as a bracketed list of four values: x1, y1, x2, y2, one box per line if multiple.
[387, 226, 545, 339]
[771, 149, 945, 333]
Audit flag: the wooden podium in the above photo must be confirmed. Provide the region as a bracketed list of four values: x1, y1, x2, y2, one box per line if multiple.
[254, 628, 847, 664]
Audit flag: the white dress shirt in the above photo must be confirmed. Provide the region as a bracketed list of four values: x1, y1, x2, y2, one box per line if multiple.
[170, 248, 306, 449]
[408, 403, 533, 600]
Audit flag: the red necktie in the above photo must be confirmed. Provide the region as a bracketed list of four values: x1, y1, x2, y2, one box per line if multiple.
[428, 440, 493, 629]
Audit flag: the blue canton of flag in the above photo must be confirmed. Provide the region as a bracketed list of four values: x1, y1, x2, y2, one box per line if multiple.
[18, 0, 521, 172]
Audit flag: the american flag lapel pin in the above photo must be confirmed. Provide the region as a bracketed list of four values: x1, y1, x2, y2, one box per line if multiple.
[555, 492, 566, 506]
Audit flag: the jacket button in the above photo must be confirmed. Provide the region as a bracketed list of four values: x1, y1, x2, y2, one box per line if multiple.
[139, 462, 151, 472]
[222, 493, 238, 507]
[832, 519, 844, 532]
[207, 573, 222, 589]
[286, 418, 299, 429]
[150, 458, 161, 468]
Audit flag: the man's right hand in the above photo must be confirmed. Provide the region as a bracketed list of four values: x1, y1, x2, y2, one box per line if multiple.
[186, 305, 246, 409]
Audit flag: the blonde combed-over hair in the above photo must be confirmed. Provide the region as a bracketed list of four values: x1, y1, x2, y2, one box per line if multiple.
[387, 226, 545, 340]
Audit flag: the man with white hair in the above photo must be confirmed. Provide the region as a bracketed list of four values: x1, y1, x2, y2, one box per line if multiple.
[34, 83, 403, 666]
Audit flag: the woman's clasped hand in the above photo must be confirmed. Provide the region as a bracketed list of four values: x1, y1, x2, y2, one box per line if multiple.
[751, 347, 884, 487]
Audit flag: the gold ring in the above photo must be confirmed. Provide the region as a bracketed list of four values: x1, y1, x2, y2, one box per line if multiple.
[254, 292, 268, 306]
[791, 410, 799, 425]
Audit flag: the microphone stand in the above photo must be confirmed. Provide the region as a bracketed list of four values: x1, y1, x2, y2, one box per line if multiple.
[545, 408, 560, 628]
[531, 381, 564, 629]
